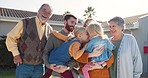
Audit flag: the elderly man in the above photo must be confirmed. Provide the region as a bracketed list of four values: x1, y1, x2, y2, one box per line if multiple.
[6, 3, 53, 78]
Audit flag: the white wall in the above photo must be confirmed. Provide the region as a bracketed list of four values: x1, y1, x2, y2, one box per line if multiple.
[137, 16, 148, 73]
[0, 21, 17, 36]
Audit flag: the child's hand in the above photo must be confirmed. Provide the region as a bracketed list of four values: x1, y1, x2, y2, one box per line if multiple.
[88, 62, 103, 71]
[92, 47, 104, 57]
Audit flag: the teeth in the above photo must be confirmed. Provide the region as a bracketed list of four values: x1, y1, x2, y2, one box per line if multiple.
[39, 17, 46, 22]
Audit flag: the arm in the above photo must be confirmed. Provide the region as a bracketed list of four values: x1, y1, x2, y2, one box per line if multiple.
[5, 20, 23, 64]
[69, 42, 85, 60]
[6, 21, 23, 56]
[88, 53, 114, 70]
[131, 36, 143, 78]
[105, 53, 114, 68]
[43, 34, 54, 68]
[76, 46, 104, 63]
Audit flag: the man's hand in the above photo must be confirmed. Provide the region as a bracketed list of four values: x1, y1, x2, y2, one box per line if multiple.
[89, 47, 104, 57]
[53, 65, 68, 73]
[14, 55, 22, 65]
[49, 64, 58, 70]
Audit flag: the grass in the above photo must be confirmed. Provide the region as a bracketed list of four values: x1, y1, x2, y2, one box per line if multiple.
[0, 70, 15, 78]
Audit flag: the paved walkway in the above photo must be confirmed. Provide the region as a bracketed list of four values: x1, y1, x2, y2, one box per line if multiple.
[141, 73, 148, 78]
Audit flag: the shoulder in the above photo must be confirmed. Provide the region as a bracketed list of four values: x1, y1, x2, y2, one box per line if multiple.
[50, 30, 69, 41]
[22, 16, 35, 22]
[123, 34, 135, 40]
[70, 41, 81, 47]
[46, 23, 53, 30]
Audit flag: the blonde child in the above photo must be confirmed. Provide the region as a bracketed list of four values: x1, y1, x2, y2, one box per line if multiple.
[43, 27, 89, 78]
[82, 22, 115, 78]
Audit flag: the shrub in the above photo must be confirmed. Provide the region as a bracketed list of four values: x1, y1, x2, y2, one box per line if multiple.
[0, 36, 15, 69]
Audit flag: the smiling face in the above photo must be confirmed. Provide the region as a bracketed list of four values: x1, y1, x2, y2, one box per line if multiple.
[37, 4, 52, 23]
[109, 21, 124, 37]
[65, 17, 77, 32]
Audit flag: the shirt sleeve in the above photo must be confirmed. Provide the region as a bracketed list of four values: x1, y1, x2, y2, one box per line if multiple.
[131, 35, 143, 78]
[5, 20, 23, 56]
[106, 53, 114, 68]
[76, 52, 89, 63]
[69, 42, 85, 60]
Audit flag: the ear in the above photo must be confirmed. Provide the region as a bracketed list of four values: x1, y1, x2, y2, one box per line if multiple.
[121, 26, 124, 31]
[64, 20, 67, 25]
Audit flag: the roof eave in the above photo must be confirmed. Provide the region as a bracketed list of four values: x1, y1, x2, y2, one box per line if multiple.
[0, 16, 22, 22]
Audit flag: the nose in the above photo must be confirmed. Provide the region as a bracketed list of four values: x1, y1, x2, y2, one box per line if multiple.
[109, 26, 113, 30]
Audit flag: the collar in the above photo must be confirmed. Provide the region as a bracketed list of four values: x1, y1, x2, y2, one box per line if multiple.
[36, 16, 46, 26]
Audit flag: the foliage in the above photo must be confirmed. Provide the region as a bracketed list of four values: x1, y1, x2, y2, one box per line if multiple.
[83, 6, 96, 18]
[0, 36, 15, 69]
[63, 11, 71, 16]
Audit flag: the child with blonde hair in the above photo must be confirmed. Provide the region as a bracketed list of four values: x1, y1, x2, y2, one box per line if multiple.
[45, 27, 89, 78]
[82, 22, 115, 78]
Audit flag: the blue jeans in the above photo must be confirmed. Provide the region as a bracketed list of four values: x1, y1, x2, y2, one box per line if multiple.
[16, 64, 44, 78]
[78, 74, 84, 78]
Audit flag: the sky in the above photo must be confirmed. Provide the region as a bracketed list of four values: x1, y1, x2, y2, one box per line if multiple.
[0, 0, 148, 21]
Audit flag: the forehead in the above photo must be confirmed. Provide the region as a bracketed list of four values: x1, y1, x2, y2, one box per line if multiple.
[41, 5, 51, 11]
[109, 21, 118, 26]
[67, 17, 77, 21]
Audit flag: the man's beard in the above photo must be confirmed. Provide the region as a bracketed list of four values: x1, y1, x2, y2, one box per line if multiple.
[65, 23, 74, 32]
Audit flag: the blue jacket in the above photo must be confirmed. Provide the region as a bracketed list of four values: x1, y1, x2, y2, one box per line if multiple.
[85, 36, 115, 62]
[48, 39, 80, 65]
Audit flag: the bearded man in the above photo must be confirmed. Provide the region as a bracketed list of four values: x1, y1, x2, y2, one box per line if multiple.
[43, 14, 78, 78]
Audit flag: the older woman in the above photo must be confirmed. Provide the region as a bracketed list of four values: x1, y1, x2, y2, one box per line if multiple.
[108, 16, 143, 78]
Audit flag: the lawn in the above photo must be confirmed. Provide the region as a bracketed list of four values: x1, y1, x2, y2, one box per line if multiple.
[0, 70, 15, 78]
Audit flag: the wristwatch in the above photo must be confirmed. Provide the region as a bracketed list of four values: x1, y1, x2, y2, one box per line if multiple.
[67, 67, 70, 70]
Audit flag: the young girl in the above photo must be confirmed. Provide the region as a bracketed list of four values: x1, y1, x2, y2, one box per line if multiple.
[43, 27, 89, 78]
[82, 22, 115, 78]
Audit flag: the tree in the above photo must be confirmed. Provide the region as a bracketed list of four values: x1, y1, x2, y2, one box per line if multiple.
[0, 36, 15, 69]
[63, 11, 71, 15]
[83, 6, 96, 18]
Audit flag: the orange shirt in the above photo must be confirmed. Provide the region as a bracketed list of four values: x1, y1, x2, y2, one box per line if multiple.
[77, 53, 114, 78]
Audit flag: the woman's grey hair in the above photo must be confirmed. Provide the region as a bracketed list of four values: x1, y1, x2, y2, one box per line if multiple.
[108, 16, 125, 27]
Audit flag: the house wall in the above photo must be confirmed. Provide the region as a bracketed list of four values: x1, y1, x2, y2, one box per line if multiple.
[0, 21, 17, 36]
[137, 16, 148, 73]
[50, 25, 63, 30]
[0, 21, 64, 36]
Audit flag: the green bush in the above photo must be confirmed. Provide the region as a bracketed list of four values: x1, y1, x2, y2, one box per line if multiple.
[0, 36, 15, 69]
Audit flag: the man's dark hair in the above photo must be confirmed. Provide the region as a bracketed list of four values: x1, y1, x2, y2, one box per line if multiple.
[64, 14, 77, 21]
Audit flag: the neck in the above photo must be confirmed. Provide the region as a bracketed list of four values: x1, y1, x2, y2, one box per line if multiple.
[63, 28, 70, 34]
[112, 33, 123, 41]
